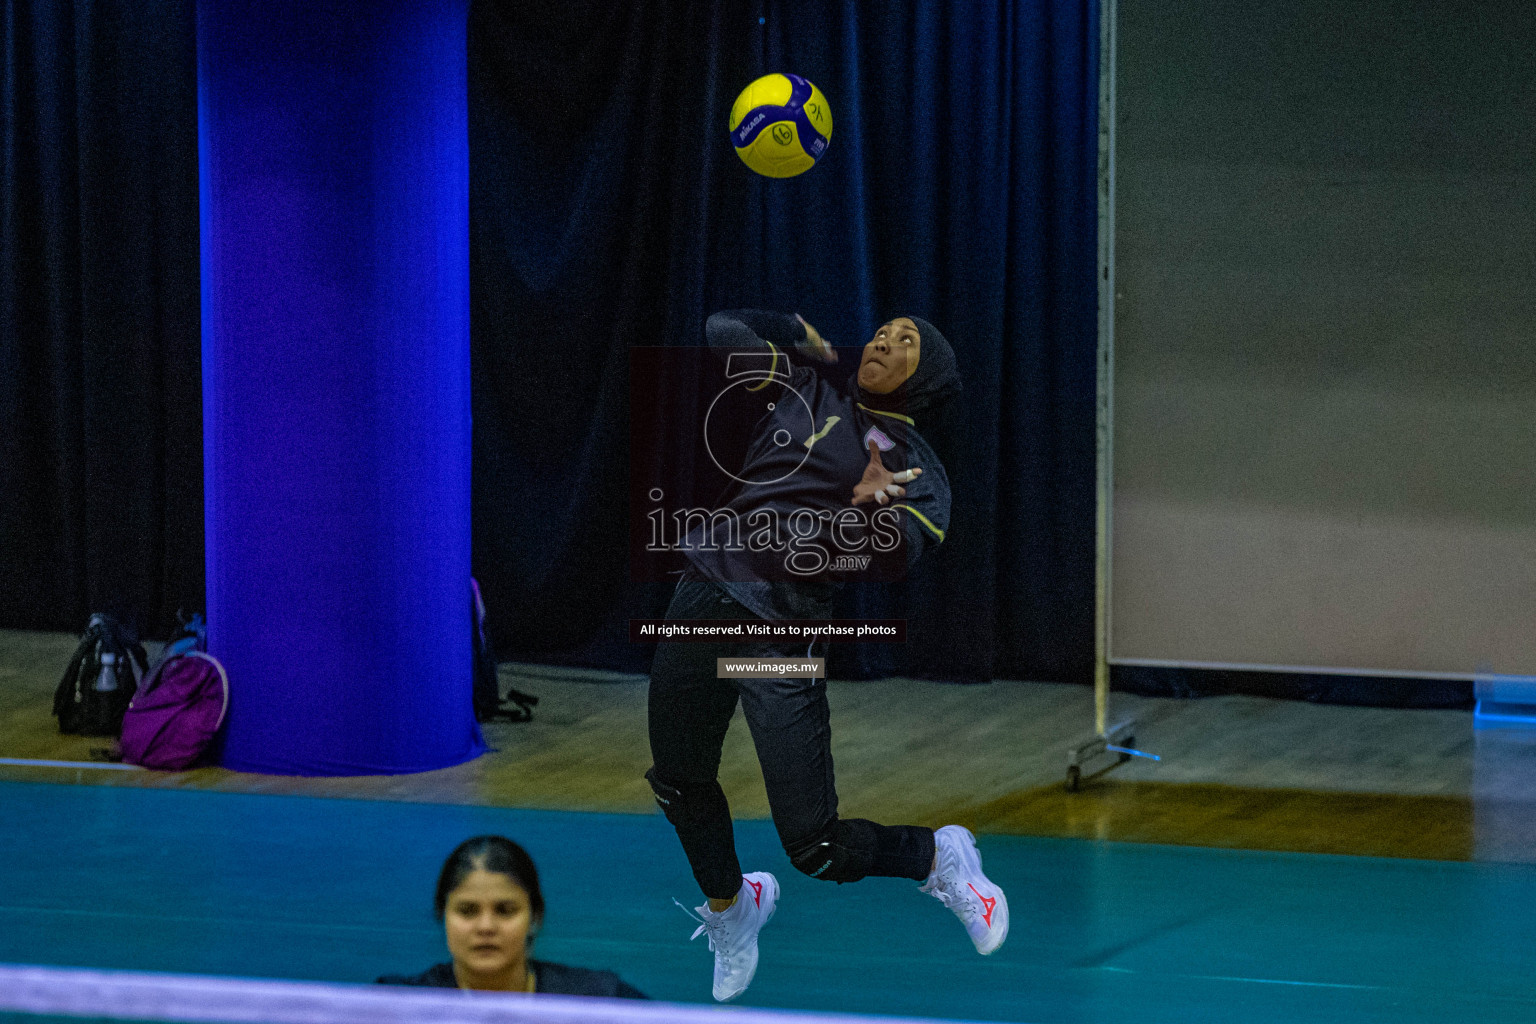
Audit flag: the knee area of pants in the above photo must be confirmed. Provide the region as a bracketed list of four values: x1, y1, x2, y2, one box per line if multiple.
[786, 826, 867, 884]
[645, 769, 680, 808]
[645, 768, 720, 824]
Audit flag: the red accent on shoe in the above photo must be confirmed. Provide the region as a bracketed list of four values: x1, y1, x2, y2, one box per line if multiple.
[969, 883, 997, 928]
[746, 878, 763, 907]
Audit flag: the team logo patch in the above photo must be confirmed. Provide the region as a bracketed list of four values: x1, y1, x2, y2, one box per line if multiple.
[863, 425, 895, 452]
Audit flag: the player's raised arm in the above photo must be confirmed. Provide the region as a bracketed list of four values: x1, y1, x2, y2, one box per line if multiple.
[704, 309, 836, 363]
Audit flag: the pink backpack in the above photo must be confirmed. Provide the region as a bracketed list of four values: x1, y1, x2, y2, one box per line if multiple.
[119, 651, 230, 770]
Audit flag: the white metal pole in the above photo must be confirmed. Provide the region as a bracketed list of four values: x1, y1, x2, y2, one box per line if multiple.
[1095, 0, 1118, 737]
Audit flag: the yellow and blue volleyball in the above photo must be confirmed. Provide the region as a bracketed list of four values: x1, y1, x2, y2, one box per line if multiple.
[728, 73, 833, 178]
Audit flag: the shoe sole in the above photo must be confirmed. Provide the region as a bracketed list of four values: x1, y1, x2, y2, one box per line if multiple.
[942, 826, 1009, 955]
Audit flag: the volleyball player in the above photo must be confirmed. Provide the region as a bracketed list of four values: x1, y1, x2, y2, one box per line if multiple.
[647, 310, 1008, 1001]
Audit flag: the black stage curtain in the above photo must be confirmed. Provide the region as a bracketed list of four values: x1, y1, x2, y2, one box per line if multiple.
[469, 0, 1102, 682]
[0, 0, 202, 639]
[0, 0, 1474, 706]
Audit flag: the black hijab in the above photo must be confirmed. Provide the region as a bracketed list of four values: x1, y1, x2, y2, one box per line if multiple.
[855, 315, 962, 420]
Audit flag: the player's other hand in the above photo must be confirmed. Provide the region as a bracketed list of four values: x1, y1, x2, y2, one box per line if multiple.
[852, 440, 922, 506]
[795, 314, 837, 363]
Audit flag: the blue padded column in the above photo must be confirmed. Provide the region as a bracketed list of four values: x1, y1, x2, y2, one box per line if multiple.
[199, 0, 483, 774]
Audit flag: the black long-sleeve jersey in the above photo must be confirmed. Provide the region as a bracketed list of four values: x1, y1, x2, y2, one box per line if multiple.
[680, 310, 951, 622]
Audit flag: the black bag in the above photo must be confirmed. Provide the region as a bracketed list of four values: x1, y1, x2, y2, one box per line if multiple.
[53, 614, 150, 736]
[472, 578, 537, 723]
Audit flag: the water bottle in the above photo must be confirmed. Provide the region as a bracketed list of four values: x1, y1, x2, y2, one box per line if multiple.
[93, 650, 118, 693]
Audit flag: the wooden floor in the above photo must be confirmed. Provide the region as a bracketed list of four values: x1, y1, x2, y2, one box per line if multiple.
[5, 627, 1536, 862]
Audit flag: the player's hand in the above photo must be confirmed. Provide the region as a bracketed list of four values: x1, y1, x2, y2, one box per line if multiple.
[795, 314, 837, 363]
[851, 440, 922, 506]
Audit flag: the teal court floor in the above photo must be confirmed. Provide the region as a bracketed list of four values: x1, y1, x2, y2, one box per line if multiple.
[3, 778, 1536, 1024]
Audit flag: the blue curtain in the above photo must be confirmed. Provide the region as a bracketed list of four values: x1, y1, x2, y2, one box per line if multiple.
[4, 0, 1101, 685]
[471, 0, 1101, 683]
[0, 0, 202, 638]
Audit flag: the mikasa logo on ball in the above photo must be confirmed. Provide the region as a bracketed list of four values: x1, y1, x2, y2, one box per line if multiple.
[735, 112, 765, 143]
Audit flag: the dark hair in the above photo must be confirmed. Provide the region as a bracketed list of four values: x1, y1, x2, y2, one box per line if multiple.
[434, 835, 545, 924]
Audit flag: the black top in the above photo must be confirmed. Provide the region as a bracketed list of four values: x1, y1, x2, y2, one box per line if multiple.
[375, 960, 647, 999]
[685, 309, 952, 621]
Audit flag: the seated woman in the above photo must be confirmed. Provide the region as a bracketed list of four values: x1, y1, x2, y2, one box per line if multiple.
[377, 835, 646, 998]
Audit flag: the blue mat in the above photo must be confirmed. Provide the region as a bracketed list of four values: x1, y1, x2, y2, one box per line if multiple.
[3, 780, 1536, 1023]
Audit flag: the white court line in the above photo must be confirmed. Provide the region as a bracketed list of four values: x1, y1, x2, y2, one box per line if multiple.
[0, 757, 143, 771]
[0, 964, 968, 1024]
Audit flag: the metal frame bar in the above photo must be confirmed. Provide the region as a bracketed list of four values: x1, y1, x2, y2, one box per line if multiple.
[1066, 0, 1138, 791]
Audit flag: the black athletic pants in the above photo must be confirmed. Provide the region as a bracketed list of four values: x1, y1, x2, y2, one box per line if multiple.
[647, 577, 935, 900]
